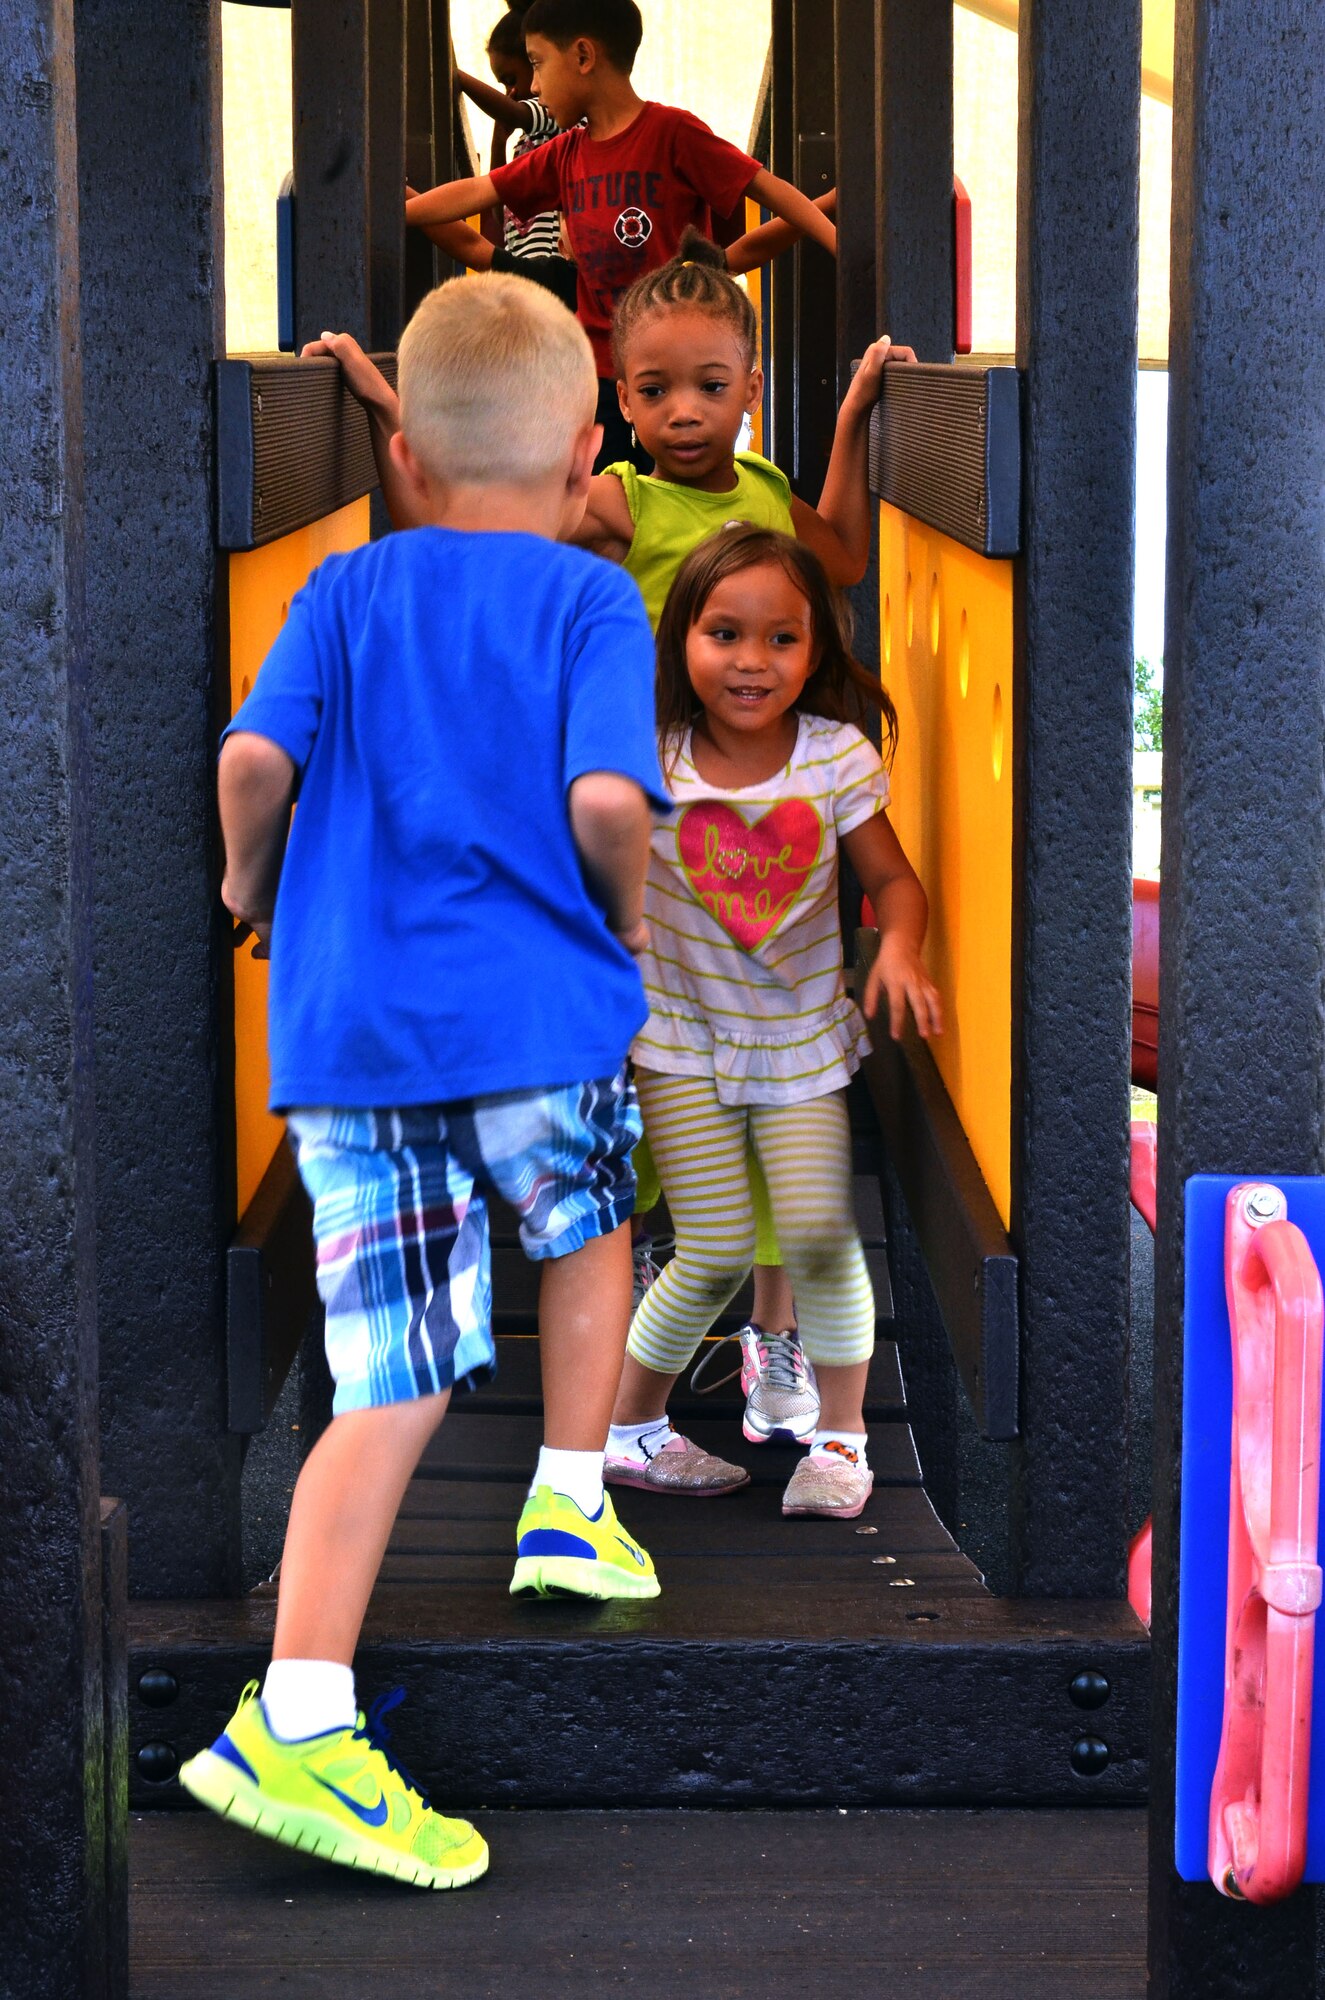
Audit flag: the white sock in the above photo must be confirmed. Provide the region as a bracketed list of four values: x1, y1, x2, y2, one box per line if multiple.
[261, 1658, 356, 1741]
[607, 1417, 674, 1465]
[809, 1428, 869, 1467]
[531, 1445, 604, 1517]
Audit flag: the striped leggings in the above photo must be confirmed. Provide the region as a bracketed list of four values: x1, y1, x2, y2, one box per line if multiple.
[627, 1070, 876, 1376]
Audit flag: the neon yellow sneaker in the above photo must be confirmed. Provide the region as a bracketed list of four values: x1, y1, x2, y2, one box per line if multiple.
[178, 1683, 488, 1889]
[510, 1485, 661, 1600]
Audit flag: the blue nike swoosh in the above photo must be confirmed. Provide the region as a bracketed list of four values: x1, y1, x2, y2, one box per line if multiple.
[615, 1536, 646, 1567]
[307, 1771, 389, 1827]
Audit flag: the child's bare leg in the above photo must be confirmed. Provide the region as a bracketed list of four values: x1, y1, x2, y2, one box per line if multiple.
[752, 1261, 796, 1332]
[813, 1358, 869, 1436]
[611, 1349, 681, 1426]
[539, 1222, 636, 1446]
[272, 1392, 449, 1664]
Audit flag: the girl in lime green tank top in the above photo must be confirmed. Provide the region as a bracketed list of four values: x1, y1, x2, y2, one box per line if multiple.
[572, 230, 912, 630]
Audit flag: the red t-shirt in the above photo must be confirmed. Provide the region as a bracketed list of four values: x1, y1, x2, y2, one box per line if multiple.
[490, 102, 760, 375]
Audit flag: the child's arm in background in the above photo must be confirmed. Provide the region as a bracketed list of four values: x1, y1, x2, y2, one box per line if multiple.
[843, 811, 943, 1041]
[218, 734, 298, 954]
[789, 335, 918, 586]
[298, 333, 428, 531]
[454, 68, 536, 134]
[745, 168, 837, 258]
[569, 772, 653, 953]
[568, 472, 635, 562]
[724, 188, 837, 276]
[406, 174, 501, 232]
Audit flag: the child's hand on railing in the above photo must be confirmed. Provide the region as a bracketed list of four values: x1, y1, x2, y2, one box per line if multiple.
[848, 335, 919, 410]
[862, 934, 943, 1041]
[300, 331, 396, 414]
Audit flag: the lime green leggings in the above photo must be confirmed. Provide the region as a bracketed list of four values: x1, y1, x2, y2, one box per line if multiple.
[634, 1130, 781, 1265]
[628, 1071, 876, 1376]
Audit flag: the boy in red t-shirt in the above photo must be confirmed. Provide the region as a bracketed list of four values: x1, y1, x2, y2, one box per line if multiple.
[406, 0, 836, 470]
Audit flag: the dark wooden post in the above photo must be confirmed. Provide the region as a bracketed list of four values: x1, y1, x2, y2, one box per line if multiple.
[292, 0, 406, 352]
[0, 3, 108, 1990]
[874, 0, 953, 363]
[405, 0, 439, 315]
[1148, 0, 1325, 1987]
[1010, 0, 1139, 1597]
[76, 0, 240, 1598]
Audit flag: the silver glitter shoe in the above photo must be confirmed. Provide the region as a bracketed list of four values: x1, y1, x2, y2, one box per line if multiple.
[604, 1425, 750, 1497]
[781, 1444, 874, 1519]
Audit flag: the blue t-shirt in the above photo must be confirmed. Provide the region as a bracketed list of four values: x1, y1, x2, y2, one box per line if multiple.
[227, 529, 665, 1110]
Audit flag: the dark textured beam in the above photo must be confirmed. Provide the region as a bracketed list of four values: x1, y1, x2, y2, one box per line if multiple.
[874, 0, 953, 362]
[0, 3, 107, 1990]
[291, 0, 406, 350]
[1148, 0, 1325, 1988]
[77, 0, 241, 1596]
[1010, 0, 1139, 1598]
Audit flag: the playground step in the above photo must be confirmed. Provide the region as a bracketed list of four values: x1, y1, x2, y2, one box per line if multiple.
[131, 1805, 1148, 2000]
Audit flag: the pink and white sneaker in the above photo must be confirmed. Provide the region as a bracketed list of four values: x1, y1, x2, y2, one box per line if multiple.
[604, 1426, 749, 1497]
[781, 1442, 874, 1519]
[738, 1326, 820, 1445]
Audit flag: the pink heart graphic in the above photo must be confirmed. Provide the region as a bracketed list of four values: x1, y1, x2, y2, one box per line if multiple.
[676, 800, 824, 951]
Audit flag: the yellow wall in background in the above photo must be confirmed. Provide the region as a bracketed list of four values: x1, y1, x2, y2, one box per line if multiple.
[879, 502, 1014, 1224]
[228, 498, 371, 1213]
[221, 2, 291, 354]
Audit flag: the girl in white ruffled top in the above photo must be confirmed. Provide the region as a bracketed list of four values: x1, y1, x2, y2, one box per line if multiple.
[603, 525, 943, 1520]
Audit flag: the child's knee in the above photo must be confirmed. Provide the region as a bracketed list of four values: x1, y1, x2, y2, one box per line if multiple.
[779, 1222, 857, 1288]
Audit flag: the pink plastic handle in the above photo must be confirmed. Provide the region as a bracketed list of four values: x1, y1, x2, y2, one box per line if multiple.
[1209, 1183, 1325, 1903]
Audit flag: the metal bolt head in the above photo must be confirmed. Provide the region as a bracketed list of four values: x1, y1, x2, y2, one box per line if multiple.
[1245, 1186, 1284, 1223]
[871, 1554, 896, 1565]
[1070, 1736, 1110, 1777]
[136, 1741, 179, 1784]
[855, 1525, 879, 1536]
[137, 1669, 179, 1708]
[1069, 1669, 1110, 1711]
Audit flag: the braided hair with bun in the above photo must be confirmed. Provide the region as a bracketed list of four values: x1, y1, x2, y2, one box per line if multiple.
[612, 227, 758, 376]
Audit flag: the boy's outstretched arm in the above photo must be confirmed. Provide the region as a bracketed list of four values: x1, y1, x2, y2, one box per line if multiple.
[406, 174, 501, 232]
[299, 333, 430, 531]
[454, 68, 535, 134]
[790, 335, 918, 586]
[219, 733, 298, 954]
[724, 188, 837, 276]
[745, 168, 837, 258]
[843, 811, 943, 1043]
[568, 772, 653, 954]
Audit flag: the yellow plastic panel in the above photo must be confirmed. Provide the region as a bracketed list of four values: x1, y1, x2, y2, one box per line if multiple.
[879, 501, 1013, 1224]
[228, 497, 370, 1212]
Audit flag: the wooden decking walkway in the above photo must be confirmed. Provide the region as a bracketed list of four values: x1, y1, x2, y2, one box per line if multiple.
[130, 1805, 1147, 1998]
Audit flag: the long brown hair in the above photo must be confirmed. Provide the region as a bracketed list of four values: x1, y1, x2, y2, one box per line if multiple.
[654, 525, 899, 773]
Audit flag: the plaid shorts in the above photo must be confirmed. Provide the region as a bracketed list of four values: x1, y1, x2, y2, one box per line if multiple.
[288, 1069, 640, 1413]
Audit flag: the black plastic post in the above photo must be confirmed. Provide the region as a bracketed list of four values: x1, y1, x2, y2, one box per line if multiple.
[1010, 0, 1139, 1597]
[833, 0, 876, 393]
[76, 0, 241, 1597]
[1148, 0, 1325, 1988]
[873, 0, 953, 363]
[405, 0, 439, 316]
[292, 0, 406, 353]
[0, 6, 108, 1992]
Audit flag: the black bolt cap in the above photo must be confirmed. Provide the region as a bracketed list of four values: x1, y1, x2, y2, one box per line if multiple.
[137, 1669, 179, 1708]
[1069, 1669, 1110, 1710]
[136, 1742, 179, 1784]
[1070, 1736, 1110, 1777]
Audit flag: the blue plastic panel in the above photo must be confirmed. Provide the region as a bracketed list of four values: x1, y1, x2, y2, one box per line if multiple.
[1176, 1173, 1325, 1880]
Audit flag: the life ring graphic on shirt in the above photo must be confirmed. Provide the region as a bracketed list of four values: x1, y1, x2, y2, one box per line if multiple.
[676, 800, 824, 952]
[615, 206, 653, 248]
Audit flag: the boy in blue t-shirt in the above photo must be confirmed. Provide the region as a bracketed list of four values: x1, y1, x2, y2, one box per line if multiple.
[179, 274, 667, 1890]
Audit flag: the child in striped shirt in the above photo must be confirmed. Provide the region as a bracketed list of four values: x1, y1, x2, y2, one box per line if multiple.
[603, 525, 942, 1520]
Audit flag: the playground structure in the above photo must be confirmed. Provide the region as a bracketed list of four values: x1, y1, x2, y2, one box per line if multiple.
[2, 0, 1324, 1995]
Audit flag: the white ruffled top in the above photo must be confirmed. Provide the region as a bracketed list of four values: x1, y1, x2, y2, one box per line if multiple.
[633, 714, 889, 1105]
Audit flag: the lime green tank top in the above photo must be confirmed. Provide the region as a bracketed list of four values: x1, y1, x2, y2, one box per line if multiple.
[608, 451, 795, 631]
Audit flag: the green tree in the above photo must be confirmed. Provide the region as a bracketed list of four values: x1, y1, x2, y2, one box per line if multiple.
[1134, 656, 1163, 752]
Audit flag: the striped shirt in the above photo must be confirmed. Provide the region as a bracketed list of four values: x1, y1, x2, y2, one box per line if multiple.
[503, 102, 563, 260]
[634, 715, 889, 1105]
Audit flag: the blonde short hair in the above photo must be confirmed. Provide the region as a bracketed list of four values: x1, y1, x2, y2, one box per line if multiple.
[397, 273, 597, 485]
